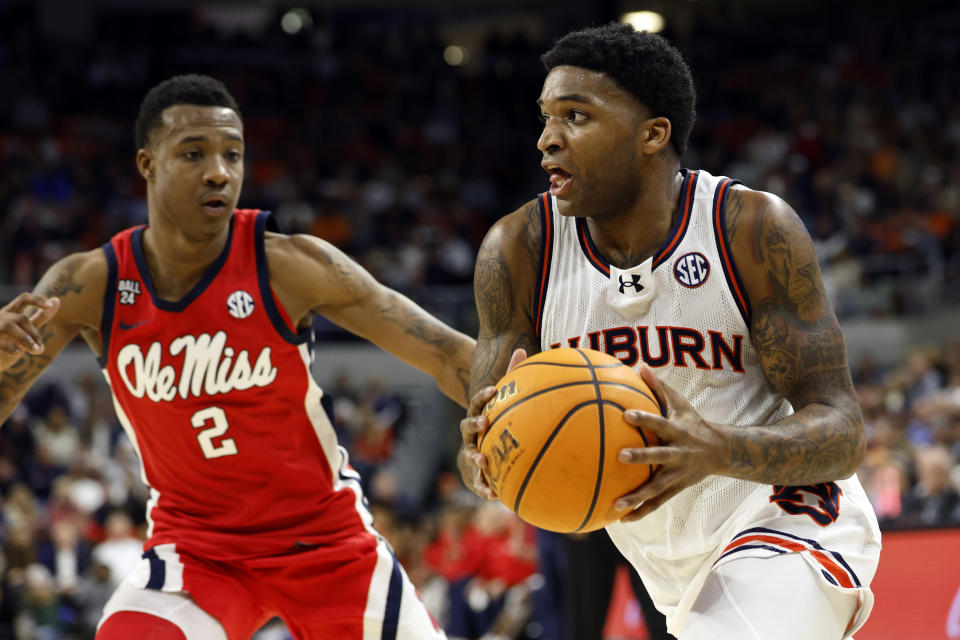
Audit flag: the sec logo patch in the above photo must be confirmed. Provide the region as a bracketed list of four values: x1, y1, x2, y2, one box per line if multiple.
[227, 290, 255, 319]
[673, 252, 710, 288]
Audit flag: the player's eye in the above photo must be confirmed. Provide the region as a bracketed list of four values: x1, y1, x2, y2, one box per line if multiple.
[539, 113, 550, 125]
[225, 150, 242, 162]
[183, 150, 202, 160]
[568, 110, 588, 124]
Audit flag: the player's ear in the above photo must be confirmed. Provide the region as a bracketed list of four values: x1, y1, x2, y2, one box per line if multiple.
[136, 148, 155, 181]
[641, 116, 672, 155]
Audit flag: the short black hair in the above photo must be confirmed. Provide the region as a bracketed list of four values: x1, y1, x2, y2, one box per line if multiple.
[135, 74, 240, 149]
[541, 23, 696, 157]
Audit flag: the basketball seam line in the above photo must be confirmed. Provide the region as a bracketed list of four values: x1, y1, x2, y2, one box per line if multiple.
[483, 381, 658, 437]
[509, 397, 640, 531]
[512, 361, 626, 370]
[575, 349, 605, 533]
[513, 398, 599, 515]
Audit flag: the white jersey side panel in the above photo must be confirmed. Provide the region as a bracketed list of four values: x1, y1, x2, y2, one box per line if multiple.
[535, 170, 881, 635]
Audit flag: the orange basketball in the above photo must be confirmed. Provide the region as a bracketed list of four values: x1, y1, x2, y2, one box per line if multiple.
[479, 348, 661, 533]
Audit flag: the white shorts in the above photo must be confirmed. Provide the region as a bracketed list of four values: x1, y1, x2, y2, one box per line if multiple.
[607, 476, 882, 637]
[681, 553, 864, 640]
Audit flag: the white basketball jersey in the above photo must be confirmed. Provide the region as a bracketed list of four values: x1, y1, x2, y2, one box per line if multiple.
[534, 169, 881, 636]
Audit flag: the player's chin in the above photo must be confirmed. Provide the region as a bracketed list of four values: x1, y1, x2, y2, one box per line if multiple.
[552, 195, 577, 217]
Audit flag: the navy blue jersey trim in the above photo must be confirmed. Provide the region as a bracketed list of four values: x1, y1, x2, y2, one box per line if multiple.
[712, 178, 750, 326]
[132, 220, 235, 312]
[534, 194, 554, 339]
[574, 170, 697, 276]
[575, 217, 610, 277]
[652, 169, 698, 269]
[255, 212, 310, 345]
[142, 548, 166, 590]
[97, 242, 119, 368]
[381, 551, 403, 640]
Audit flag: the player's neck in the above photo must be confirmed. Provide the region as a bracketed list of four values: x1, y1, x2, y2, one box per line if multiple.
[141, 213, 232, 301]
[587, 166, 684, 270]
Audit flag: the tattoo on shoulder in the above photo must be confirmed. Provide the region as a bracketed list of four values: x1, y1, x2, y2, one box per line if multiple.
[521, 202, 542, 276]
[41, 261, 85, 299]
[475, 246, 512, 337]
[725, 189, 745, 241]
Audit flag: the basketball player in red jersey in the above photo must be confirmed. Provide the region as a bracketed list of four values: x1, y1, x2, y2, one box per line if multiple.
[457, 24, 880, 640]
[0, 74, 472, 639]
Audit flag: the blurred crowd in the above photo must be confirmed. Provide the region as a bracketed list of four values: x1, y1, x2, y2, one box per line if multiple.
[1, 2, 958, 320]
[2, 1, 960, 638]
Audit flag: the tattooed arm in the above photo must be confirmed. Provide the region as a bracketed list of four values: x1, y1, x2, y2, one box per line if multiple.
[618, 189, 864, 521]
[724, 187, 864, 483]
[266, 233, 474, 407]
[457, 201, 542, 497]
[0, 251, 106, 423]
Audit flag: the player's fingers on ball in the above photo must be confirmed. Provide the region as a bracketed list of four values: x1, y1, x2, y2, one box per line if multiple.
[623, 408, 673, 437]
[460, 415, 488, 444]
[467, 386, 496, 417]
[612, 485, 649, 512]
[506, 348, 528, 372]
[639, 363, 672, 411]
[618, 444, 680, 466]
[476, 473, 497, 500]
[614, 467, 679, 511]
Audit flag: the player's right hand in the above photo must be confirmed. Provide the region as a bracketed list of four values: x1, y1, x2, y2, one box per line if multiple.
[0, 294, 60, 371]
[457, 348, 527, 500]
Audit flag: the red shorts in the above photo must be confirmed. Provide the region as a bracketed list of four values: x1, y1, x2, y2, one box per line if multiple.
[98, 536, 445, 640]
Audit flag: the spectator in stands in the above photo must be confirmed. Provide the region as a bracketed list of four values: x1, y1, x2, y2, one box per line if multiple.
[90, 510, 142, 589]
[899, 445, 960, 526]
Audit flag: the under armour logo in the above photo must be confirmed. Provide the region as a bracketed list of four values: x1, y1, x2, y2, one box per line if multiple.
[618, 274, 644, 294]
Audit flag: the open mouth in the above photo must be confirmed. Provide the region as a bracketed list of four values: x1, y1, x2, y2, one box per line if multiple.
[546, 166, 572, 195]
[202, 196, 228, 215]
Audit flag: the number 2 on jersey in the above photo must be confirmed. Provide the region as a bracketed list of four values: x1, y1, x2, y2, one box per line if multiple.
[191, 406, 239, 459]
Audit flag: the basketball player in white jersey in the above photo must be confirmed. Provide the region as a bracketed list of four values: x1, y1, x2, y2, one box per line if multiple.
[457, 24, 881, 640]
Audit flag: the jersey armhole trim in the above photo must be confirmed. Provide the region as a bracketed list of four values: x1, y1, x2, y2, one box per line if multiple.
[534, 194, 554, 339]
[713, 179, 751, 326]
[255, 212, 311, 345]
[97, 242, 119, 368]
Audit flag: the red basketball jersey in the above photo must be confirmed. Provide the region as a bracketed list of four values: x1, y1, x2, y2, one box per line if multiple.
[99, 210, 374, 561]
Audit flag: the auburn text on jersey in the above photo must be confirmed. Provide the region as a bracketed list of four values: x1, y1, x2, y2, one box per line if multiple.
[550, 325, 744, 372]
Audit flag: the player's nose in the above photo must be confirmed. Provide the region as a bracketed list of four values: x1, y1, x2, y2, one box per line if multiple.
[203, 155, 230, 186]
[537, 122, 564, 154]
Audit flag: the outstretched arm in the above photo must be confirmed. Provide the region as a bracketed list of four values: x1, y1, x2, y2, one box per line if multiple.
[457, 201, 542, 497]
[618, 189, 864, 520]
[0, 251, 106, 424]
[266, 233, 474, 407]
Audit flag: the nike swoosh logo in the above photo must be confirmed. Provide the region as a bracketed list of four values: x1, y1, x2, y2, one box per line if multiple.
[119, 320, 149, 331]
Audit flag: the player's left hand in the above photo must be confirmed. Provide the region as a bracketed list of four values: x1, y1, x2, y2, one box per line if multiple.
[458, 348, 528, 500]
[615, 363, 728, 522]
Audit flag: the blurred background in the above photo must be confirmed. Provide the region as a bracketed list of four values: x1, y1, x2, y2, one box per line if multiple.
[0, 0, 958, 638]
